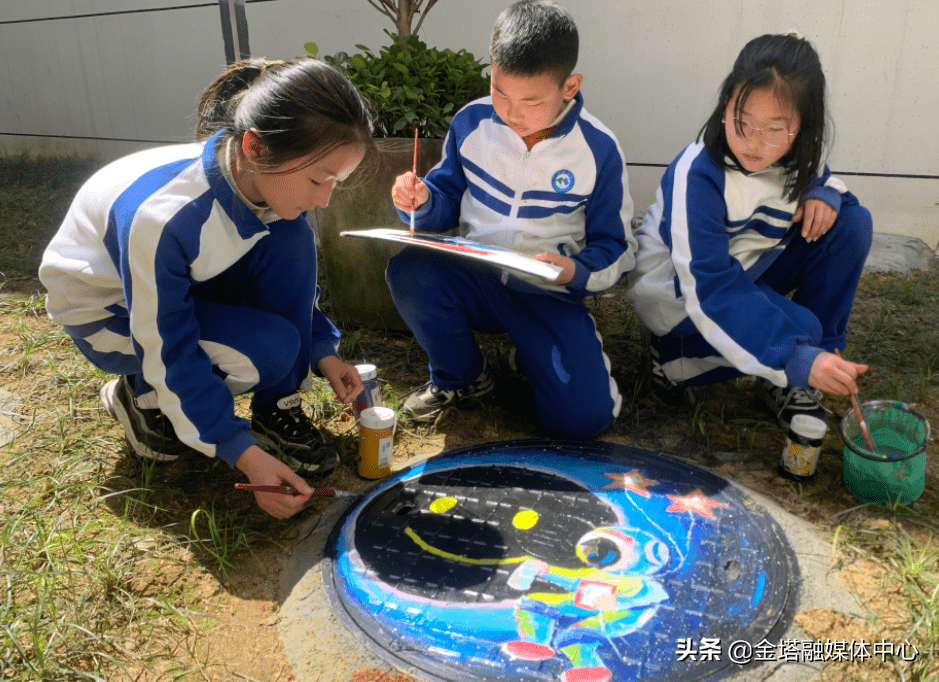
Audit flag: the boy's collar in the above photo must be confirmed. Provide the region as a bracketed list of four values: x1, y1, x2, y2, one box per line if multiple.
[521, 98, 579, 150]
[549, 96, 578, 127]
[546, 90, 583, 138]
[554, 91, 583, 135]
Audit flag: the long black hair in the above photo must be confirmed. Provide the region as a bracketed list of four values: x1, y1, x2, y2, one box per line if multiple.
[195, 57, 374, 171]
[700, 33, 827, 202]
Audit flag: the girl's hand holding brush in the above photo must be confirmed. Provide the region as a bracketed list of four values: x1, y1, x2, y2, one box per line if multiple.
[832, 348, 877, 453]
[808, 350, 868, 396]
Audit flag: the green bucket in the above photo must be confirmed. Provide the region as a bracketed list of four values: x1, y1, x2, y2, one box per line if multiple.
[838, 400, 930, 505]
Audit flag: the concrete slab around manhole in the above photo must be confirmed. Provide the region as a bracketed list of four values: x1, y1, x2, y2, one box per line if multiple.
[863, 233, 936, 275]
[279, 440, 864, 682]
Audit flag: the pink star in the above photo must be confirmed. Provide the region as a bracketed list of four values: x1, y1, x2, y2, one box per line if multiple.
[602, 470, 657, 498]
[665, 490, 728, 519]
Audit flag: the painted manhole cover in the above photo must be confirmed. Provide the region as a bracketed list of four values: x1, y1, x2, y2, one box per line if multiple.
[323, 440, 797, 682]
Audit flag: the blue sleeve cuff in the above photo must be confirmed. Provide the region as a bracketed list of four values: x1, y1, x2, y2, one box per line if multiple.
[803, 185, 842, 214]
[217, 426, 260, 468]
[786, 344, 824, 389]
[395, 193, 435, 225]
[311, 339, 341, 374]
[566, 262, 591, 294]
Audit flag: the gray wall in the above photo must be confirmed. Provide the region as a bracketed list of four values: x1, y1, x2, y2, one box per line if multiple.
[1, 0, 937, 245]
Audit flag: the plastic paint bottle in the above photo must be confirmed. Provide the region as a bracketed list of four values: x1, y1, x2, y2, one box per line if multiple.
[778, 414, 828, 481]
[352, 363, 382, 419]
[358, 406, 396, 479]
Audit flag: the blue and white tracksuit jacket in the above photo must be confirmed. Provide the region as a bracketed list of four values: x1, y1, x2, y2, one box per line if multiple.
[386, 92, 637, 437]
[39, 130, 340, 466]
[397, 92, 636, 300]
[626, 139, 872, 390]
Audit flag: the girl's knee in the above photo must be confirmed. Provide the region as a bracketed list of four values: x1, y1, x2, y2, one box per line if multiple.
[833, 201, 873, 252]
[203, 315, 301, 393]
[255, 326, 301, 387]
[257, 222, 316, 277]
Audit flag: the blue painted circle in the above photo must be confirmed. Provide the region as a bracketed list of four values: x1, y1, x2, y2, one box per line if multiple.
[323, 440, 796, 682]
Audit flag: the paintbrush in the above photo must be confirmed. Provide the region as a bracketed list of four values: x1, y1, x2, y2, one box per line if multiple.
[410, 127, 418, 237]
[835, 349, 877, 453]
[234, 484, 359, 498]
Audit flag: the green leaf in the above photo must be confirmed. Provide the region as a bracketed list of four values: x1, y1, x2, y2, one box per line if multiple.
[303, 42, 318, 57]
[314, 33, 491, 139]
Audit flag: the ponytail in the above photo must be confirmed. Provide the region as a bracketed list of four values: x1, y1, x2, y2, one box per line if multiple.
[194, 58, 374, 170]
[195, 58, 274, 141]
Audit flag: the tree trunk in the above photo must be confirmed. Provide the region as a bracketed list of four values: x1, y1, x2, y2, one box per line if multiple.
[397, 0, 412, 40]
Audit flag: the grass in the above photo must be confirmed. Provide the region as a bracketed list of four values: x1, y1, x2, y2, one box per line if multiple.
[1, 154, 937, 681]
[831, 510, 939, 681]
[0, 294, 294, 680]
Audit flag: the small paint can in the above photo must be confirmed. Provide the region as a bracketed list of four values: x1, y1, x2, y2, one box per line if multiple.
[358, 406, 396, 479]
[352, 363, 382, 419]
[779, 414, 828, 480]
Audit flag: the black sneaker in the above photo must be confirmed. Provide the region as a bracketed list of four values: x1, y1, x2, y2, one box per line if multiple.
[99, 376, 190, 462]
[403, 361, 495, 423]
[251, 393, 340, 474]
[642, 331, 698, 408]
[755, 379, 828, 430]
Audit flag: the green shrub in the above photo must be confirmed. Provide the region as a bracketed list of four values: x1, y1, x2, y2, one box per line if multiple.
[305, 31, 490, 139]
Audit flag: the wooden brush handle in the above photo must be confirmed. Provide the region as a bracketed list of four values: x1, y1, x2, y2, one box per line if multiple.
[835, 349, 877, 453]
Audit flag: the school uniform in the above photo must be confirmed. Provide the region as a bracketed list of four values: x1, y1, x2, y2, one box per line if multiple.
[39, 129, 338, 466]
[385, 92, 637, 438]
[626, 139, 873, 389]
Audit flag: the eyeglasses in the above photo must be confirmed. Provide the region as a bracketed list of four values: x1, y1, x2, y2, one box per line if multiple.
[726, 117, 796, 147]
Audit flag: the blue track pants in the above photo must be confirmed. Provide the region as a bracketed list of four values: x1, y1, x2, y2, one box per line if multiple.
[657, 193, 874, 386]
[387, 247, 621, 438]
[71, 220, 331, 405]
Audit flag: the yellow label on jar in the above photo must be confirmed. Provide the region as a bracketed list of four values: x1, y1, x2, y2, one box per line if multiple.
[788, 442, 806, 456]
[358, 425, 394, 479]
[781, 439, 821, 476]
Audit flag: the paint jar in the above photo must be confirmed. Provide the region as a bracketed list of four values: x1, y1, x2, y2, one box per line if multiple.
[839, 400, 930, 505]
[352, 363, 382, 419]
[778, 414, 828, 481]
[358, 406, 396, 479]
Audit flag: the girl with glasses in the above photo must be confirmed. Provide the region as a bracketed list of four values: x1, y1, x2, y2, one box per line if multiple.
[626, 32, 873, 434]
